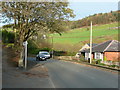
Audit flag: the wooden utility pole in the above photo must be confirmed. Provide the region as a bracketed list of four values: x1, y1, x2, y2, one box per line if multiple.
[90, 21, 92, 64]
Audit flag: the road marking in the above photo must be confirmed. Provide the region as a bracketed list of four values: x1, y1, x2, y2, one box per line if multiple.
[49, 77, 56, 88]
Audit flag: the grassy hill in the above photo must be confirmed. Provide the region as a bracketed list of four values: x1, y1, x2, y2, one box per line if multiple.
[50, 22, 118, 52]
[70, 11, 119, 29]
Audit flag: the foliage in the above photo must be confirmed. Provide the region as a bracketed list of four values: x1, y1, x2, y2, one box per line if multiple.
[92, 59, 102, 64]
[92, 59, 96, 64]
[3, 43, 14, 48]
[98, 63, 106, 66]
[95, 59, 102, 64]
[104, 56, 107, 61]
[28, 39, 53, 54]
[2, 1, 75, 51]
[2, 30, 15, 43]
[66, 51, 76, 56]
[52, 50, 76, 56]
[109, 65, 118, 67]
[39, 48, 52, 52]
[2, 24, 14, 28]
[69, 11, 119, 29]
[79, 55, 85, 61]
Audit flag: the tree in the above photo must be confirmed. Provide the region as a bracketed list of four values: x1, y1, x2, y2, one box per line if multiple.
[1, 1, 75, 67]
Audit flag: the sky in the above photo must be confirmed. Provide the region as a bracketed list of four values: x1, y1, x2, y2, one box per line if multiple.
[68, 2, 118, 20]
[0, 1, 119, 26]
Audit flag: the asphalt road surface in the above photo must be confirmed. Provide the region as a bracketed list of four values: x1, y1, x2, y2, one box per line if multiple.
[38, 59, 118, 88]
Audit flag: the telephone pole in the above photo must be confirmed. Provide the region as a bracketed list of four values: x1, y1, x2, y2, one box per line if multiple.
[90, 21, 92, 64]
[52, 36, 54, 59]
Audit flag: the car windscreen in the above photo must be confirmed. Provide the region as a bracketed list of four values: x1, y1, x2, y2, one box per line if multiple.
[39, 54, 45, 57]
[41, 53, 49, 55]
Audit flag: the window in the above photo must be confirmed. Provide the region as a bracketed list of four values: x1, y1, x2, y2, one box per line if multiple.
[95, 53, 101, 59]
[85, 53, 90, 60]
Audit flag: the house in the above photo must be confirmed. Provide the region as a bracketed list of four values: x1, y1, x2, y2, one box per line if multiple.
[75, 43, 97, 57]
[82, 40, 120, 64]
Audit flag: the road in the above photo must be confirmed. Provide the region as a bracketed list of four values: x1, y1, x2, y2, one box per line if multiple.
[3, 55, 119, 88]
[38, 59, 118, 88]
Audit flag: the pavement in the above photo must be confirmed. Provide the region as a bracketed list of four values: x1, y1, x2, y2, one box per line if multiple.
[2, 49, 54, 88]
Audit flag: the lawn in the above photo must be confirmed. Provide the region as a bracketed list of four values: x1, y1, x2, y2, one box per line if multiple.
[50, 22, 118, 45]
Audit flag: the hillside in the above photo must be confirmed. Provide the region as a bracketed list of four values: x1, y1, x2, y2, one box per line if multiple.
[50, 22, 118, 52]
[69, 10, 119, 29]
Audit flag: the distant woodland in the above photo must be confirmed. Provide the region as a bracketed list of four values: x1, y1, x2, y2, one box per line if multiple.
[2, 11, 119, 31]
[68, 10, 119, 29]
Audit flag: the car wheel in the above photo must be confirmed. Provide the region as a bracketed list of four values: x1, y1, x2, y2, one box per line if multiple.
[36, 57, 39, 61]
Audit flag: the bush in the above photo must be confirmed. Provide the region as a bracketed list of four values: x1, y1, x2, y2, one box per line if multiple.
[79, 55, 85, 61]
[2, 30, 15, 43]
[109, 65, 118, 68]
[96, 59, 102, 64]
[28, 40, 53, 54]
[66, 52, 76, 56]
[104, 56, 107, 61]
[98, 63, 106, 66]
[92, 59, 96, 64]
[53, 50, 67, 56]
[92, 59, 102, 64]
[27, 40, 39, 54]
[40, 48, 52, 52]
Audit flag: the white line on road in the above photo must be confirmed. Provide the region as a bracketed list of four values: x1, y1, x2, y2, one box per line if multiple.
[48, 77, 56, 88]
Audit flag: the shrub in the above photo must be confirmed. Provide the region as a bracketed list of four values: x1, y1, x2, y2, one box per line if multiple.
[40, 48, 52, 52]
[99, 63, 106, 66]
[104, 56, 107, 61]
[109, 65, 118, 68]
[79, 55, 85, 62]
[96, 59, 102, 64]
[66, 52, 76, 56]
[27, 40, 39, 54]
[92, 59, 96, 64]
[28, 40, 53, 54]
[92, 59, 102, 64]
[53, 50, 67, 56]
[2, 30, 15, 43]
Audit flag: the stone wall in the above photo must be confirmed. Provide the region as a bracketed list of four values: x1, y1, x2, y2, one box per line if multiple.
[54, 56, 79, 61]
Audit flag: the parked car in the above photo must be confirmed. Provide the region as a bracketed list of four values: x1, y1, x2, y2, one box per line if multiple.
[36, 51, 50, 61]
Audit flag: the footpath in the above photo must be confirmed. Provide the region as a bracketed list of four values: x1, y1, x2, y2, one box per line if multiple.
[2, 47, 53, 88]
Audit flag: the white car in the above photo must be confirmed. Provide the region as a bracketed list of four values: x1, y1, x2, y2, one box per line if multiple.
[36, 51, 50, 60]
[36, 51, 51, 61]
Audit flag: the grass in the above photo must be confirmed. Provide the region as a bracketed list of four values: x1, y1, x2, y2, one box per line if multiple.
[50, 22, 118, 45]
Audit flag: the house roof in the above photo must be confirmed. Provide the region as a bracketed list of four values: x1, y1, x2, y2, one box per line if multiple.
[87, 43, 98, 47]
[79, 43, 97, 52]
[81, 40, 120, 52]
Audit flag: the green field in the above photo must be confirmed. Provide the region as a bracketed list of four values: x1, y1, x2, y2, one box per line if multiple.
[50, 22, 118, 45]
